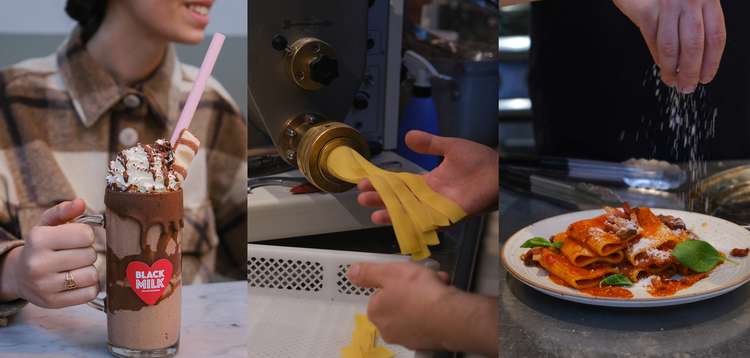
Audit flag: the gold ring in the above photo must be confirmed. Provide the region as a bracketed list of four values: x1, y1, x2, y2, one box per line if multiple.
[63, 271, 78, 291]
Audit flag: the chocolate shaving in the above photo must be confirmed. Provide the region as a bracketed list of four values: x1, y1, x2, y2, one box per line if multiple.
[116, 152, 130, 184]
[162, 155, 171, 189]
[144, 144, 157, 186]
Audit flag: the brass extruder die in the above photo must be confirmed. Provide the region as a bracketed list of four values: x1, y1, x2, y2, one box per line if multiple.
[279, 113, 369, 193]
[285, 38, 338, 91]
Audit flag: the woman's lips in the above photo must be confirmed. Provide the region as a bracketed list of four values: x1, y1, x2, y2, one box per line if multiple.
[185, 3, 210, 27]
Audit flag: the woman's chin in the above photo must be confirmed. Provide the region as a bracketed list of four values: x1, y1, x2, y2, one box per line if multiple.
[171, 29, 206, 45]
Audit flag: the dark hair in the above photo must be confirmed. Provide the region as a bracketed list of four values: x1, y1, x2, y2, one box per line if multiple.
[65, 0, 107, 43]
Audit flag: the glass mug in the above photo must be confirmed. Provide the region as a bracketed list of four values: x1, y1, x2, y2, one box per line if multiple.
[77, 189, 183, 358]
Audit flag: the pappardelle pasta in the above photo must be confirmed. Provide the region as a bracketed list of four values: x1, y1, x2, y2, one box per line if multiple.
[520, 205, 726, 298]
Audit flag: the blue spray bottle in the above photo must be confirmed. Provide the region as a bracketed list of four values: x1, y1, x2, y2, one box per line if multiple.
[398, 50, 452, 170]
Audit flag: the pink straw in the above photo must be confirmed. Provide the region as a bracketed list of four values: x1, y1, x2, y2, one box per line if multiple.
[170, 32, 226, 144]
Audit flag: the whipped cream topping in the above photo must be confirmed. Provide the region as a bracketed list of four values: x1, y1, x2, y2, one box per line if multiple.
[107, 139, 181, 193]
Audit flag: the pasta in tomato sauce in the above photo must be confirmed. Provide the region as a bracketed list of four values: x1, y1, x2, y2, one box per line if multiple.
[520, 205, 719, 298]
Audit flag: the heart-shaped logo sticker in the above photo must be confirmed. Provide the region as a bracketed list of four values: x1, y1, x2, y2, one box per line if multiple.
[126, 259, 173, 305]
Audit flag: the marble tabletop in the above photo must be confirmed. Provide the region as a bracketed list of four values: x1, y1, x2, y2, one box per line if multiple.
[0, 281, 246, 358]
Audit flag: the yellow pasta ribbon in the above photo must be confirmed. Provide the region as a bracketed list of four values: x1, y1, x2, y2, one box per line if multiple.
[327, 146, 466, 260]
[341, 314, 395, 358]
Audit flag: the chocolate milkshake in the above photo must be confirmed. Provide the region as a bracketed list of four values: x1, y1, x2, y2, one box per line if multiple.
[103, 133, 199, 357]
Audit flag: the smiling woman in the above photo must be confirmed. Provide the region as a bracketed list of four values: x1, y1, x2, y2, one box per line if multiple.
[67, 0, 213, 45]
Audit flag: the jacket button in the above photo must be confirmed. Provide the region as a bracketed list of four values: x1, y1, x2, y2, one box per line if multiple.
[118, 127, 139, 147]
[123, 94, 142, 109]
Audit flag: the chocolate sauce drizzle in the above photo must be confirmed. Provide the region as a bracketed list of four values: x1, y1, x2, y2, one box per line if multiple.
[105, 189, 183, 313]
[114, 152, 130, 191]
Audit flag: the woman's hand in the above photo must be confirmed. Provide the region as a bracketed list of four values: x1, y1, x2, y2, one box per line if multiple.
[613, 0, 726, 93]
[347, 262, 498, 356]
[0, 199, 98, 308]
[358, 130, 499, 225]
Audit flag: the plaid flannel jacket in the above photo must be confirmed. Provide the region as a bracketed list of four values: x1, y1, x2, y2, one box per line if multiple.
[0, 30, 247, 319]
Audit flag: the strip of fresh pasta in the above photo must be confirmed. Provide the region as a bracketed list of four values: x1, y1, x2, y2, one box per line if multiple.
[397, 172, 466, 224]
[626, 208, 687, 265]
[379, 172, 436, 233]
[637, 208, 690, 246]
[326, 146, 367, 182]
[567, 216, 625, 256]
[349, 151, 435, 256]
[366, 174, 420, 255]
[554, 233, 624, 267]
[536, 248, 618, 289]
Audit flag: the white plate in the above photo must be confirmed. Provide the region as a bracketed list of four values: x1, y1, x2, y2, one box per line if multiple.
[501, 209, 750, 307]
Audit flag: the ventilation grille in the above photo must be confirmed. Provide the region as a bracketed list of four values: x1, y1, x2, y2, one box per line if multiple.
[248, 256, 324, 292]
[336, 264, 376, 296]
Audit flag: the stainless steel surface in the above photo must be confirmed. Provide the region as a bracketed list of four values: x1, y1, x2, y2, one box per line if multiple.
[248, 160, 405, 192]
[247, 151, 420, 242]
[690, 164, 750, 226]
[249, 0, 368, 153]
[248, 177, 307, 191]
[529, 176, 620, 209]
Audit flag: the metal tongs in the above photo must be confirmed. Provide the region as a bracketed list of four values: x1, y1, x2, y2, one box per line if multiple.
[501, 156, 687, 190]
[501, 163, 684, 210]
[501, 167, 624, 210]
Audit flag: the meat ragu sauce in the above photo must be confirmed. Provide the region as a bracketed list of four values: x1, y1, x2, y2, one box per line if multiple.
[548, 274, 633, 299]
[646, 273, 709, 297]
[520, 204, 726, 299]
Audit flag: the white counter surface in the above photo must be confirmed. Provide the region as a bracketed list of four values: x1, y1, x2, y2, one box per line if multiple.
[0, 281, 246, 358]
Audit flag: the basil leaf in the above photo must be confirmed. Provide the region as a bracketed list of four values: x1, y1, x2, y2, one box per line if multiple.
[521, 237, 561, 249]
[552, 241, 564, 249]
[600, 274, 633, 287]
[671, 240, 724, 273]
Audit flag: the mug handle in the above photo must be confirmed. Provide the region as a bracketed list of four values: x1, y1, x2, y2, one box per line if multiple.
[73, 214, 106, 312]
[74, 214, 105, 227]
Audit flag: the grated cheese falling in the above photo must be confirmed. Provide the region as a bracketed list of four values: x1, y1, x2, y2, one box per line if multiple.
[633, 65, 718, 207]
